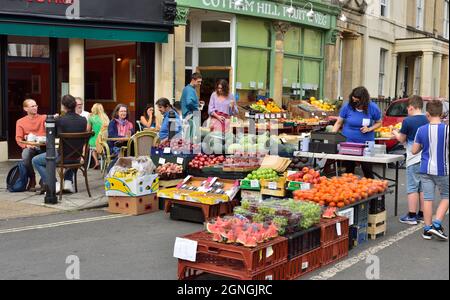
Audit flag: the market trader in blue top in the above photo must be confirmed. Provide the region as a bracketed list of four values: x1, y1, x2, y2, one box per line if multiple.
[180, 72, 203, 143]
[156, 98, 182, 144]
[332, 86, 382, 178]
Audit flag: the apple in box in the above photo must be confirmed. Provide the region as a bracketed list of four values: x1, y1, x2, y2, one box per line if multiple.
[287, 167, 321, 184]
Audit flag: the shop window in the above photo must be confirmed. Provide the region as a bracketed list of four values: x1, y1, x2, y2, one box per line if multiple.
[303, 29, 322, 57]
[198, 48, 231, 66]
[85, 55, 115, 101]
[237, 18, 270, 48]
[201, 20, 230, 43]
[186, 47, 193, 67]
[236, 17, 271, 94]
[303, 60, 321, 99]
[186, 20, 191, 43]
[57, 39, 69, 109]
[237, 48, 269, 90]
[7, 36, 49, 58]
[285, 27, 301, 55]
[283, 57, 301, 99]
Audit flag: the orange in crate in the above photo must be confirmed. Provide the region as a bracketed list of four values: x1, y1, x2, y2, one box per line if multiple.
[108, 194, 158, 216]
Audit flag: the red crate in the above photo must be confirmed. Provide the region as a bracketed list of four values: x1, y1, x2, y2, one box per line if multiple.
[321, 237, 349, 267]
[320, 216, 349, 246]
[178, 260, 289, 280]
[182, 231, 288, 275]
[287, 247, 322, 280]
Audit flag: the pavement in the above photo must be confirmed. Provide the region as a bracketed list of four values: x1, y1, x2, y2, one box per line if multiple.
[0, 161, 108, 220]
[0, 162, 448, 280]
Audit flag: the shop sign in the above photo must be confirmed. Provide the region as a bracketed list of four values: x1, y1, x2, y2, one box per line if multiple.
[0, 0, 176, 26]
[177, 0, 330, 29]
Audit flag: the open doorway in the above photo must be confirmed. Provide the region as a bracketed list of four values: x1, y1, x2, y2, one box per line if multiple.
[196, 66, 233, 123]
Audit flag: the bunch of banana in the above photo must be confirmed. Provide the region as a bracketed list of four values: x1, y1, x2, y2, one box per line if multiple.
[114, 168, 139, 180]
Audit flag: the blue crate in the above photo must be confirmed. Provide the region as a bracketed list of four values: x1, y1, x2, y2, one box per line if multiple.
[354, 202, 369, 226]
[349, 224, 368, 248]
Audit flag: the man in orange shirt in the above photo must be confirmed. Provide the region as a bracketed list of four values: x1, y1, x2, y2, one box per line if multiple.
[15, 99, 47, 191]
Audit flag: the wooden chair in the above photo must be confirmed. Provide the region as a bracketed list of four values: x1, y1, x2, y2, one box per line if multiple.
[126, 130, 159, 157]
[96, 125, 112, 175]
[57, 132, 93, 201]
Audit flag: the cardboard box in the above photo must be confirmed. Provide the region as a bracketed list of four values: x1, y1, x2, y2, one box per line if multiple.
[108, 194, 158, 216]
[105, 157, 159, 197]
[105, 174, 159, 197]
[157, 176, 240, 205]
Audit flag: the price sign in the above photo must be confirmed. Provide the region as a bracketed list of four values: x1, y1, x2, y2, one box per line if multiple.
[158, 158, 166, 165]
[336, 223, 342, 236]
[277, 114, 282, 118]
[163, 148, 171, 154]
[268, 182, 278, 190]
[173, 238, 198, 262]
[250, 180, 260, 188]
[177, 157, 184, 164]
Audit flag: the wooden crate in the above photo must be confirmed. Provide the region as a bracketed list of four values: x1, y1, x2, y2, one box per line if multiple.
[368, 211, 387, 240]
[108, 194, 158, 216]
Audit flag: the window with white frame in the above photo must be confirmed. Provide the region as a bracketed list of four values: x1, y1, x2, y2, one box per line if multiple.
[413, 56, 422, 95]
[444, 0, 449, 39]
[416, 0, 424, 30]
[378, 49, 387, 96]
[184, 13, 235, 85]
[380, 0, 389, 17]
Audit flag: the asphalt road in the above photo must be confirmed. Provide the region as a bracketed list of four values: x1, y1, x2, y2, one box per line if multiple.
[0, 167, 448, 280]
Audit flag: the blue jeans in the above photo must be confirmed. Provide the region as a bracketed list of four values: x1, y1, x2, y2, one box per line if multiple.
[32, 153, 75, 185]
[421, 174, 449, 201]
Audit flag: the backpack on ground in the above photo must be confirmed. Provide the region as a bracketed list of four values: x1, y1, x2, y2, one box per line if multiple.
[6, 162, 29, 192]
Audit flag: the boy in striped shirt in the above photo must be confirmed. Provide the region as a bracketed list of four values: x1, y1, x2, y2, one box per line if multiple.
[412, 100, 449, 241]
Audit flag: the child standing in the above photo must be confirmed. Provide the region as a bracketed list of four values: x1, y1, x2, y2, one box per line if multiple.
[393, 96, 428, 225]
[412, 100, 449, 240]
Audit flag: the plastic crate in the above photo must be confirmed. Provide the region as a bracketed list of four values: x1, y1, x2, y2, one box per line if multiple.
[287, 247, 322, 280]
[286, 226, 321, 259]
[321, 237, 349, 267]
[181, 231, 288, 276]
[354, 202, 369, 226]
[166, 199, 240, 224]
[349, 226, 357, 251]
[369, 195, 386, 214]
[357, 224, 368, 245]
[178, 260, 289, 280]
[320, 216, 349, 246]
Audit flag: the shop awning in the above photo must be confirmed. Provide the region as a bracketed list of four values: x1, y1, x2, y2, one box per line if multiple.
[0, 21, 169, 43]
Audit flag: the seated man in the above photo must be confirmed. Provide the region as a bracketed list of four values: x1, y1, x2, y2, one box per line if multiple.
[32, 95, 88, 195]
[15, 99, 46, 191]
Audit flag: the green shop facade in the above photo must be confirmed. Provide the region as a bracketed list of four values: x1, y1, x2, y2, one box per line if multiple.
[176, 0, 340, 106]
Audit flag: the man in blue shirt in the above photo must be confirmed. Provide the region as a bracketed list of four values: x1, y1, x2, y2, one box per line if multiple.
[393, 96, 429, 225]
[180, 73, 202, 143]
[156, 98, 182, 143]
[413, 100, 449, 241]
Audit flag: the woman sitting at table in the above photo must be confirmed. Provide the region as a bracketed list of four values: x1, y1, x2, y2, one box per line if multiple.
[108, 104, 134, 156]
[332, 86, 382, 178]
[140, 104, 159, 130]
[208, 79, 238, 133]
[87, 103, 109, 169]
[156, 98, 182, 144]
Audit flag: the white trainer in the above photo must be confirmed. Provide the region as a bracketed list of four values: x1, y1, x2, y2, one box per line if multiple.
[63, 180, 75, 193]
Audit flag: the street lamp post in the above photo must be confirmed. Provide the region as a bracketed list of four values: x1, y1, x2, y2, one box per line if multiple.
[44, 115, 57, 205]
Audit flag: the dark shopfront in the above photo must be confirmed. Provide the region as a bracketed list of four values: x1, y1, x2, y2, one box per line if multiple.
[0, 0, 176, 159]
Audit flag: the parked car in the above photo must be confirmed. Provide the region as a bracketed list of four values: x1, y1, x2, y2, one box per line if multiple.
[379, 97, 449, 152]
